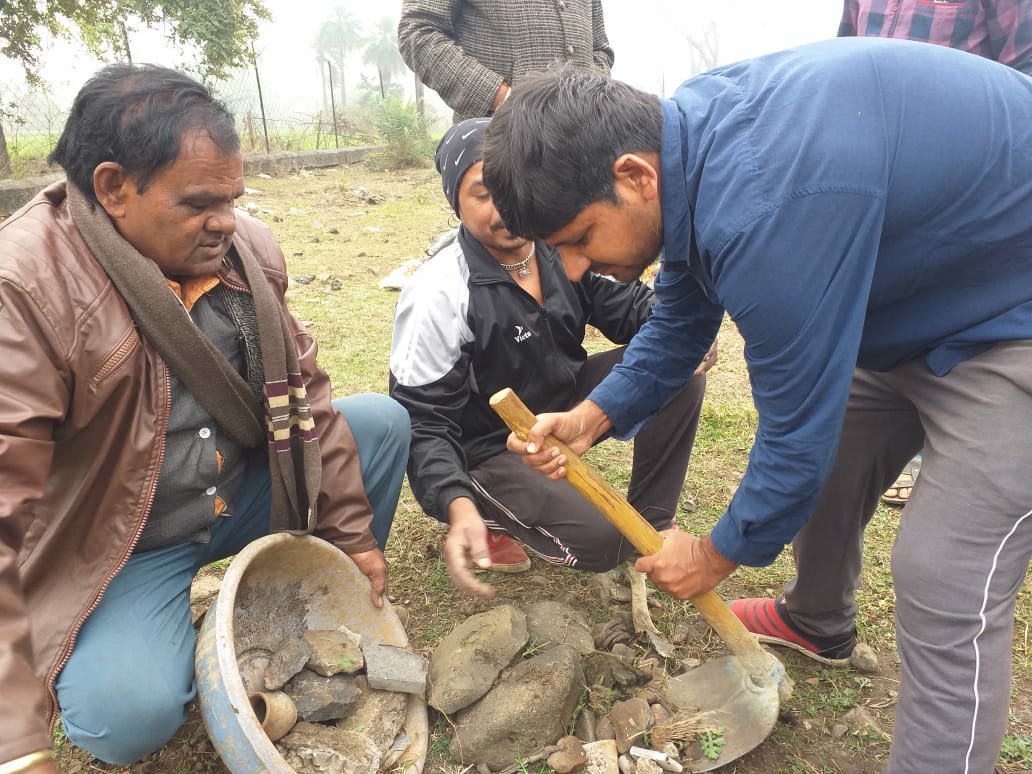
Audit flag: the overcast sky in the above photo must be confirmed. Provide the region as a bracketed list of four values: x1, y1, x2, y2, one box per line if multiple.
[2, 1, 842, 121]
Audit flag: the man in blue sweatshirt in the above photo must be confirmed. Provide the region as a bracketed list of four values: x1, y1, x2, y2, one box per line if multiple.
[482, 38, 1032, 772]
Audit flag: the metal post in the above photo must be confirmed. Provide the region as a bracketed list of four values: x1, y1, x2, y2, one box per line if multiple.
[251, 40, 270, 154]
[326, 60, 339, 149]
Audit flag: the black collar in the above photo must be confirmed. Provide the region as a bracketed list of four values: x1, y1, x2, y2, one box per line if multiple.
[458, 226, 561, 285]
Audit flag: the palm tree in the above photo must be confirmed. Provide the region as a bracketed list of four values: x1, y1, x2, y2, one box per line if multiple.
[314, 6, 362, 107]
[362, 16, 405, 100]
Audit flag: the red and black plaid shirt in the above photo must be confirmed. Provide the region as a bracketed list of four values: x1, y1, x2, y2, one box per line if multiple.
[839, 0, 1032, 74]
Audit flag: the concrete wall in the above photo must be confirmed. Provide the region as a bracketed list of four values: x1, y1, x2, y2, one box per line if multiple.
[0, 146, 383, 217]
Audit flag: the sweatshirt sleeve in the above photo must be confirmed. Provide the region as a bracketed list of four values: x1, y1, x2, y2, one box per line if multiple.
[388, 261, 477, 522]
[581, 273, 655, 344]
[588, 259, 723, 437]
[709, 190, 885, 566]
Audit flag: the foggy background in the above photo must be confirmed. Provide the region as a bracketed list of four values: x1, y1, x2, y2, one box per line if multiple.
[0, 1, 842, 167]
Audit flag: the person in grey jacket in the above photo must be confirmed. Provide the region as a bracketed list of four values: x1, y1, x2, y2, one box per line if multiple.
[398, 0, 613, 123]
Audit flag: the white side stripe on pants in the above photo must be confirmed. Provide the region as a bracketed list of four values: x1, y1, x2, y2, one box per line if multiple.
[964, 506, 1032, 774]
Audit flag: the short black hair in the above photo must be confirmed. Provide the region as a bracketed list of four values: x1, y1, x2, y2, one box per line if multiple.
[49, 64, 239, 203]
[482, 66, 662, 239]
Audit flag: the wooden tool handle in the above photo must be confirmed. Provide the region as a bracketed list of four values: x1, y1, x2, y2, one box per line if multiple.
[489, 387, 770, 670]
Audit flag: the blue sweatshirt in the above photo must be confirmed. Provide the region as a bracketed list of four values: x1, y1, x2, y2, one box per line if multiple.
[589, 37, 1032, 566]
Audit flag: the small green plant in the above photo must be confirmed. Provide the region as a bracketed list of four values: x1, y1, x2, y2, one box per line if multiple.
[698, 728, 727, 761]
[521, 640, 546, 658]
[368, 98, 434, 170]
[338, 653, 357, 671]
[999, 733, 1032, 764]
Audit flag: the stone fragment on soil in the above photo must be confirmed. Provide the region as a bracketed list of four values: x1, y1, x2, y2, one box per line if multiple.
[428, 604, 529, 714]
[276, 722, 382, 774]
[303, 627, 363, 677]
[660, 743, 680, 762]
[283, 669, 361, 722]
[841, 706, 885, 736]
[335, 676, 408, 751]
[595, 715, 615, 741]
[450, 645, 585, 770]
[524, 600, 595, 656]
[584, 739, 620, 774]
[265, 635, 313, 690]
[547, 736, 588, 773]
[650, 703, 671, 725]
[363, 640, 428, 696]
[849, 642, 880, 673]
[608, 697, 653, 754]
[831, 723, 849, 740]
[583, 651, 641, 688]
[618, 754, 634, 774]
[634, 759, 663, 774]
[575, 707, 598, 743]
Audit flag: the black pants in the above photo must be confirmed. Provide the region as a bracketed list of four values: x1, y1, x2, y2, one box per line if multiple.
[469, 347, 706, 572]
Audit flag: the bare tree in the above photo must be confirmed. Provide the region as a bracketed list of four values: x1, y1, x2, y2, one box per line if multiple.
[684, 19, 720, 77]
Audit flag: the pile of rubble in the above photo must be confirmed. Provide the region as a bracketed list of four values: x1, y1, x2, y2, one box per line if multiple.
[236, 624, 427, 773]
[427, 592, 715, 774]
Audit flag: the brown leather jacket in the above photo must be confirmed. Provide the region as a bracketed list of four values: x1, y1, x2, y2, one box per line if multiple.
[0, 182, 378, 761]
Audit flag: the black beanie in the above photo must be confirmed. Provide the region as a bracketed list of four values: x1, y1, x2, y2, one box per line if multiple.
[435, 117, 491, 216]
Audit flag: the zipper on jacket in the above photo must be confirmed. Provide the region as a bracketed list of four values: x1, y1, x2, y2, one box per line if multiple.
[46, 361, 172, 731]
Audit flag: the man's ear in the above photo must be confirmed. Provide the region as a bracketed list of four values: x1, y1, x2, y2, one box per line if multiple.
[612, 153, 660, 203]
[92, 162, 133, 218]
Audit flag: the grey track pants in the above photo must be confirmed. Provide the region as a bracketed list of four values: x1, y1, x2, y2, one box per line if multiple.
[469, 346, 706, 572]
[784, 340, 1032, 773]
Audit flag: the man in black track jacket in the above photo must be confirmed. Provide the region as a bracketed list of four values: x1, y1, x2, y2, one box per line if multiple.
[389, 117, 712, 595]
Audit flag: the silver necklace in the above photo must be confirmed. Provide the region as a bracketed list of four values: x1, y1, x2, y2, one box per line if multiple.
[498, 244, 535, 278]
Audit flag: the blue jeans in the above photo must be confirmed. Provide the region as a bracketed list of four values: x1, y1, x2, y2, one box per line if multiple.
[56, 393, 409, 764]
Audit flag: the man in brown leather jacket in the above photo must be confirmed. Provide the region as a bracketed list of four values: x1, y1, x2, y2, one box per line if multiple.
[0, 64, 410, 771]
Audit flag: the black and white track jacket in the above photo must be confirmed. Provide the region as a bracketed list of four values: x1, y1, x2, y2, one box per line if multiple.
[389, 227, 654, 522]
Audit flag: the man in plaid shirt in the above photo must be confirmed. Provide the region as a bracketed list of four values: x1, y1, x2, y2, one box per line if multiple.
[840, 0, 1031, 74]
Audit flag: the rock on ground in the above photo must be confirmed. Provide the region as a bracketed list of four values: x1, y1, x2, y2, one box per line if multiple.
[584, 739, 620, 774]
[841, 706, 885, 736]
[849, 643, 880, 673]
[449, 645, 585, 770]
[547, 736, 588, 773]
[524, 600, 595, 656]
[276, 722, 381, 774]
[428, 604, 529, 714]
[608, 697, 653, 754]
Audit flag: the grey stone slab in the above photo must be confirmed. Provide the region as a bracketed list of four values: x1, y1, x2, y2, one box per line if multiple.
[362, 640, 428, 697]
